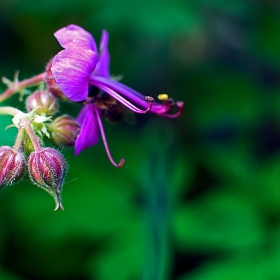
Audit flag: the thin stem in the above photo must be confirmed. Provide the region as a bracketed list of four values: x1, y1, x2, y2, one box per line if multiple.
[0, 72, 46, 103]
[94, 106, 125, 167]
[13, 127, 25, 151]
[0, 106, 22, 116]
[141, 120, 174, 280]
[24, 121, 42, 152]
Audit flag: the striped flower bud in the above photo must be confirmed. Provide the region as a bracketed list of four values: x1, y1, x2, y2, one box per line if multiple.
[0, 146, 26, 187]
[28, 148, 67, 211]
[26, 90, 59, 116]
[47, 115, 80, 147]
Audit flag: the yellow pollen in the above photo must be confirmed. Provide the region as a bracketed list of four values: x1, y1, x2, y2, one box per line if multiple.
[158, 94, 169, 101]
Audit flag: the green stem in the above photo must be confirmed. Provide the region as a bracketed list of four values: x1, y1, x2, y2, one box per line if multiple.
[13, 128, 25, 151]
[0, 106, 22, 116]
[23, 121, 42, 152]
[0, 72, 46, 103]
[141, 120, 174, 280]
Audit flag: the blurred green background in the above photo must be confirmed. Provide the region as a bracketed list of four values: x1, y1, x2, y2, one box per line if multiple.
[0, 0, 280, 279]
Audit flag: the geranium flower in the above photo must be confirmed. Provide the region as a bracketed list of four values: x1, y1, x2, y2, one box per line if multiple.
[51, 24, 183, 167]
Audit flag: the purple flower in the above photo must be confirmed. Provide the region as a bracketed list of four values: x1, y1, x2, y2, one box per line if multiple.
[51, 24, 183, 167]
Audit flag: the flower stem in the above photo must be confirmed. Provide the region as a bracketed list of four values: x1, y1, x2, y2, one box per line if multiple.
[23, 121, 41, 152]
[0, 72, 46, 103]
[141, 120, 175, 280]
[13, 127, 25, 151]
[0, 106, 22, 116]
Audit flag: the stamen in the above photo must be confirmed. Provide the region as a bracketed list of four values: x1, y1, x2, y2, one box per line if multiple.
[144, 96, 154, 112]
[94, 106, 126, 168]
[90, 81, 154, 114]
[90, 77, 173, 115]
[158, 93, 169, 101]
[158, 101, 184, 118]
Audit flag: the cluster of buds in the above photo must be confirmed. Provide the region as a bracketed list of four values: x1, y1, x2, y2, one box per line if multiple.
[25, 90, 80, 148]
[0, 24, 183, 211]
[0, 89, 80, 211]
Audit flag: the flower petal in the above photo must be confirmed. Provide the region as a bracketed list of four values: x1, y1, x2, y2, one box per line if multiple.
[51, 48, 98, 102]
[76, 105, 88, 125]
[75, 104, 100, 155]
[54, 24, 98, 53]
[92, 30, 110, 77]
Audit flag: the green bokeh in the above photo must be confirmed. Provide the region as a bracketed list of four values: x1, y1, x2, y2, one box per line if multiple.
[0, 0, 280, 279]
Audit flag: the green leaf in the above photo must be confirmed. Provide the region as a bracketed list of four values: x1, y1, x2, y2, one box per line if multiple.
[174, 190, 263, 253]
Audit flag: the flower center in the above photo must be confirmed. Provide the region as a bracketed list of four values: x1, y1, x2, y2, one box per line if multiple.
[87, 85, 124, 122]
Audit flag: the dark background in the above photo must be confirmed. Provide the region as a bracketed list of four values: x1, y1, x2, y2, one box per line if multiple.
[0, 0, 280, 279]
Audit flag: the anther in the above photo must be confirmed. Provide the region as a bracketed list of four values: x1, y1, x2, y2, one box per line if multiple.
[144, 96, 155, 103]
[158, 94, 169, 101]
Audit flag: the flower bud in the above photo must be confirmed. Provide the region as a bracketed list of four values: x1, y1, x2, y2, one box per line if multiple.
[45, 60, 69, 100]
[47, 115, 81, 147]
[28, 148, 67, 211]
[0, 146, 26, 187]
[26, 90, 59, 116]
